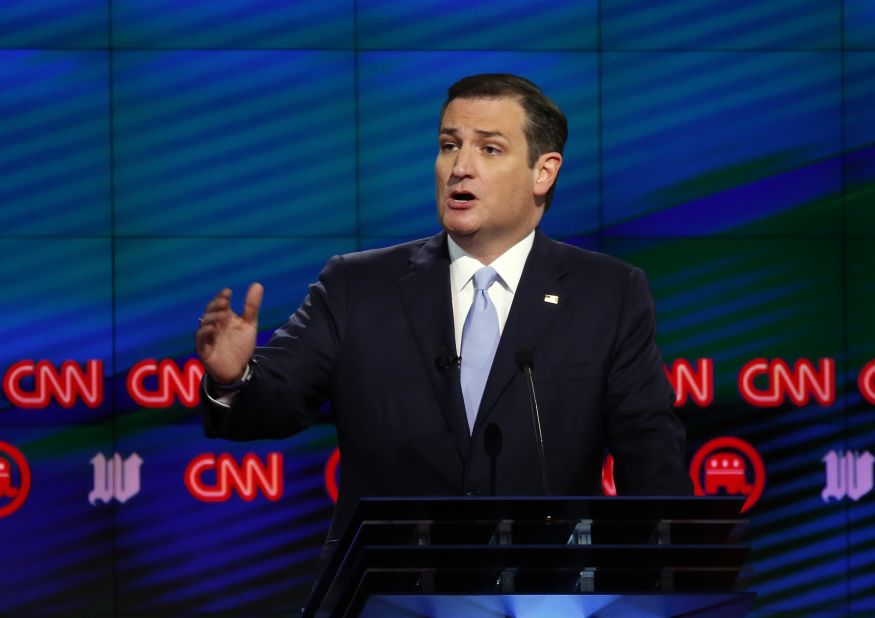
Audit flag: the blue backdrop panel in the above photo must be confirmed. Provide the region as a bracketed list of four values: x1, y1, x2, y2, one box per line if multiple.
[112, 0, 353, 49]
[357, 51, 599, 240]
[0, 0, 107, 48]
[0, 239, 112, 425]
[0, 425, 115, 614]
[601, 0, 840, 50]
[601, 51, 842, 236]
[113, 237, 355, 374]
[356, 0, 597, 50]
[845, 0, 875, 49]
[112, 424, 336, 613]
[112, 50, 357, 237]
[845, 52, 875, 237]
[0, 50, 110, 236]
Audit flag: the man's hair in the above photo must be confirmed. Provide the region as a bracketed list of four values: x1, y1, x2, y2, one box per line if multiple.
[440, 73, 568, 210]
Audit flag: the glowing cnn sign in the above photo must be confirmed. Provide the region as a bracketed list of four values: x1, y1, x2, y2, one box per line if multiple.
[0, 358, 206, 410]
[738, 358, 834, 407]
[664, 357, 840, 408]
[126, 359, 204, 408]
[859, 360, 875, 406]
[2, 360, 103, 408]
[185, 453, 283, 502]
[665, 358, 714, 407]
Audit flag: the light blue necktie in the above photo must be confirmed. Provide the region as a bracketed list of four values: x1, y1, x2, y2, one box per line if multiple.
[460, 266, 500, 434]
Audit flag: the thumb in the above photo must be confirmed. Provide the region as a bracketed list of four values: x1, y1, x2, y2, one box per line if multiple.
[241, 282, 263, 325]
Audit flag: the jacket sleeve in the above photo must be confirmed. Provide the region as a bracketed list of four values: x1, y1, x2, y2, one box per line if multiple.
[200, 254, 348, 441]
[604, 267, 693, 496]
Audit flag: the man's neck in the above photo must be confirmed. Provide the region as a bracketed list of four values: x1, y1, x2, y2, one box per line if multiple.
[448, 230, 535, 265]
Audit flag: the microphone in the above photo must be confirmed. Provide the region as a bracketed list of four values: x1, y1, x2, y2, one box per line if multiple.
[516, 349, 550, 495]
[434, 346, 461, 370]
[484, 422, 502, 496]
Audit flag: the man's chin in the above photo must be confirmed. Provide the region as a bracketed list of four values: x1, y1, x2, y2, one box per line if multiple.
[440, 213, 478, 237]
[443, 224, 478, 240]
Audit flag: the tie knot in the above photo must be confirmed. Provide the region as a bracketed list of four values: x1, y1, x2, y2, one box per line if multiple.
[473, 266, 499, 292]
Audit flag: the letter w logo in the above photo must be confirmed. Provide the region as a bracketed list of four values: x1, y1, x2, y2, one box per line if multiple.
[89, 453, 143, 505]
[822, 450, 874, 502]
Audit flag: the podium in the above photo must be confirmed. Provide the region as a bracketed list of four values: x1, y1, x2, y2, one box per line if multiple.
[304, 496, 755, 618]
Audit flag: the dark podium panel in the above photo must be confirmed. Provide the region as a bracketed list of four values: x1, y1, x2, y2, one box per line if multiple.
[305, 497, 755, 618]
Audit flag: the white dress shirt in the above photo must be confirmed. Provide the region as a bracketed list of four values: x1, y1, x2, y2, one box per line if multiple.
[447, 230, 535, 355]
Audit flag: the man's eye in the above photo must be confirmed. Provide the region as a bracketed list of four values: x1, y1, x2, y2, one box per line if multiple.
[483, 145, 501, 155]
[440, 143, 458, 152]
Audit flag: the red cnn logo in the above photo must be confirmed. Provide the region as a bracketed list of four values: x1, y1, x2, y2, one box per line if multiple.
[127, 359, 204, 408]
[738, 358, 835, 407]
[665, 358, 714, 407]
[859, 360, 875, 406]
[3, 360, 103, 408]
[185, 453, 283, 502]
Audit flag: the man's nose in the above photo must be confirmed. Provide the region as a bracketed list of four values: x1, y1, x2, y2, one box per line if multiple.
[452, 147, 475, 178]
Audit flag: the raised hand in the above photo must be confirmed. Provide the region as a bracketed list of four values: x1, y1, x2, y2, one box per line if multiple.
[196, 282, 263, 384]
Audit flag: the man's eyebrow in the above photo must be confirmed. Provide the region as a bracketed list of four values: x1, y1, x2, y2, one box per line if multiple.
[475, 129, 508, 140]
[439, 127, 509, 140]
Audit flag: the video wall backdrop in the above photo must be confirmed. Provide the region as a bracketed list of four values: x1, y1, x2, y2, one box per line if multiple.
[1, 0, 873, 616]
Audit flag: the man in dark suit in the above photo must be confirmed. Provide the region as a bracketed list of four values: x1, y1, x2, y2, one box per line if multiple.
[196, 74, 692, 547]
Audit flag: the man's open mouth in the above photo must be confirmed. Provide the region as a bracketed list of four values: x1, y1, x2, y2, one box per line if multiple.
[451, 191, 476, 202]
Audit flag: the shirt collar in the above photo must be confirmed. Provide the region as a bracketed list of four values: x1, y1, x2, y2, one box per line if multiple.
[447, 230, 535, 295]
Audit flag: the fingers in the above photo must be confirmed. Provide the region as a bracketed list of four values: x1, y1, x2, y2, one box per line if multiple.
[204, 288, 232, 315]
[198, 309, 229, 328]
[241, 282, 263, 325]
[196, 284, 261, 375]
[199, 288, 234, 329]
[197, 282, 261, 329]
[195, 322, 217, 357]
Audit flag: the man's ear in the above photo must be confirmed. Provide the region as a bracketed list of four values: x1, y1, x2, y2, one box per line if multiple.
[533, 152, 563, 197]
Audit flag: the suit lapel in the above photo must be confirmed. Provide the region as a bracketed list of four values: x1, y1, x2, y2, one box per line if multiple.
[472, 230, 571, 436]
[398, 232, 470, 458]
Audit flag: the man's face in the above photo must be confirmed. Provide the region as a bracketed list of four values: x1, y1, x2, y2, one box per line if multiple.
[435, 97, 546, 258]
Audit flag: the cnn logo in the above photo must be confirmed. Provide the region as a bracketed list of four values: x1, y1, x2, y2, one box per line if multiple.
[3, 360, 103, 408]
[127, 359, 204, 408]
[185, 453, 283, 502]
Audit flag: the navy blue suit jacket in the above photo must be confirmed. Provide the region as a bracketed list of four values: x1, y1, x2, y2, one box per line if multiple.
[202, 229, 692, 541]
